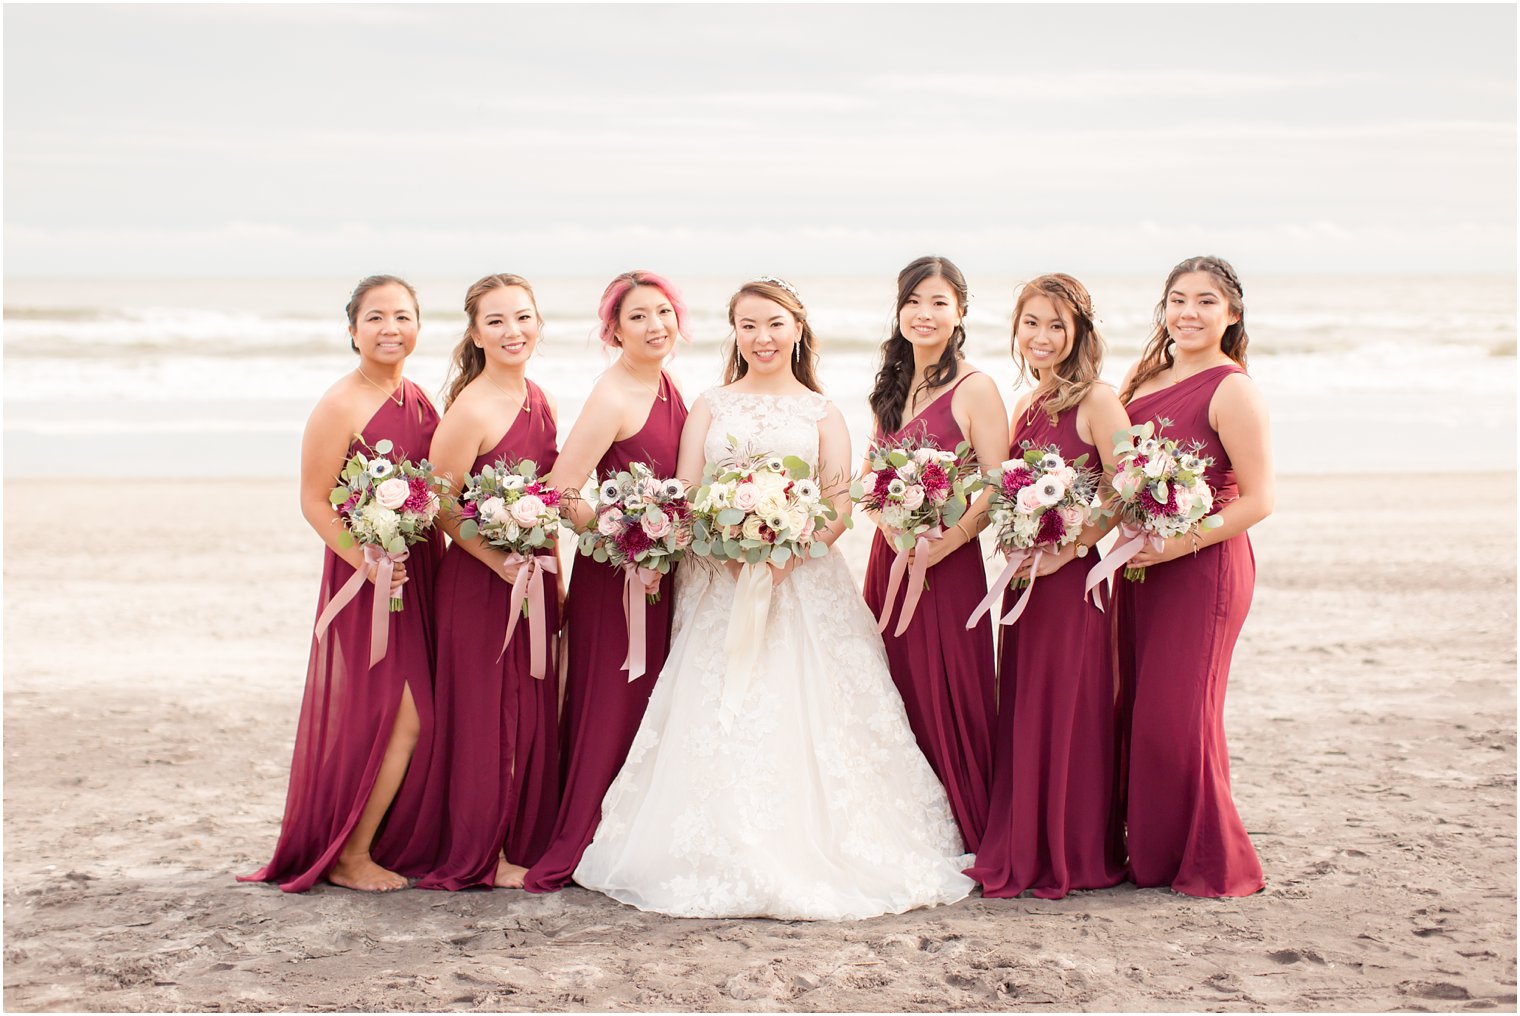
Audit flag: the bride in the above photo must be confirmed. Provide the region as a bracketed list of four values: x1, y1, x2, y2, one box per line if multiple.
[574, 278, 974, 920]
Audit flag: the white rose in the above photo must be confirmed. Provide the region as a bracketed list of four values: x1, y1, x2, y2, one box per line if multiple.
[480, 496, 510, 525]
[741, 515, 766, 541]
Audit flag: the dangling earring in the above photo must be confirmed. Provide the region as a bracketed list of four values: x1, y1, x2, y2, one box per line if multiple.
[793, 340, 802, 364]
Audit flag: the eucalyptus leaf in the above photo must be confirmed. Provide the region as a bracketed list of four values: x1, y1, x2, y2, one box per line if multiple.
[374, 439, 394, 455]
[771, 545, 791, 564]
[458, 519, 479, 541]
[745, 546, 765, 564]
[329, 487, 350, 506]
[809, 541, 829, 558]
[716, 508, 745, 527]
[781, 455, 810, 478]
[887, 450, 909, 468]
[337, 531, 356, 549]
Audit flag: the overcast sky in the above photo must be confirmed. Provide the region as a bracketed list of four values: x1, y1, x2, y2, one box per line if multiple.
[4, 3, 1515, 279]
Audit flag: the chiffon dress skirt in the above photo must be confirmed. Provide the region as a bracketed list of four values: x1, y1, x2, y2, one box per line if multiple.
[574, 388, 972, 920]
[1117, 364, 1264, 897]
[239, 379, 444, 892]
[524, 371, 687, 893]
[963, 401, 1125, 899]
[861, 372, 995, 854]
[373, 380, 563, 889]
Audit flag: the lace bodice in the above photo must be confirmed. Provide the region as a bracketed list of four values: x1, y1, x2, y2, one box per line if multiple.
[701, 387, 830, 470]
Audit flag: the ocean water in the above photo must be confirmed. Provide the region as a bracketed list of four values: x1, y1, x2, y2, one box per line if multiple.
[3, 275, 1515, 478]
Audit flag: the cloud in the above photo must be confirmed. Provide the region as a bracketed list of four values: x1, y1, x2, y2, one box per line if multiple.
[867, 70, 1363, 101]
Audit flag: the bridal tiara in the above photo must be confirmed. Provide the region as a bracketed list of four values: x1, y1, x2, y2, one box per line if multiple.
[753, 275, 801, 301]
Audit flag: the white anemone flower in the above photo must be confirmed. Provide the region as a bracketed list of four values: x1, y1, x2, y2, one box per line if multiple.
[1035, 475, 1066, 506]
[792, 478, 820, 501]
[367, 458, 395, 480]
[660, 478, 685, 498]
[501, 474, 527, 491]
[599, 479, 622, 504]
[1039, 452, 1065, 473]
[887, 477, 907, 498]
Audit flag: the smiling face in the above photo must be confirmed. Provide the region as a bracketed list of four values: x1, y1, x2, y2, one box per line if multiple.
[1014, 293, 1073, 376]
[471, 284, 541, 368]
[732, 293, 801, 377]
[1165, 271, 1240, 356]
[614, 285, 678, 366]
[348, 283, 419, 365]
[898, 274, 963, 352]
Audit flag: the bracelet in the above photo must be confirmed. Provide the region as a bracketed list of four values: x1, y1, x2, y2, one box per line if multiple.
[955, 520, 976, 546]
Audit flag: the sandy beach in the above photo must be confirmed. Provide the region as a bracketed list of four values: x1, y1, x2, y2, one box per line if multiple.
[3, 473, 1515, 1013]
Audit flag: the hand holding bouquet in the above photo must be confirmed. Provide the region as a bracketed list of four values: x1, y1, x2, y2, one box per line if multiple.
[1083, 419, 1223, 602]
[314, 438, 443, 666]
[576, 461, 692, 681]
[452, 458, 563, 677]
[851, 438, 979, 635]
[968, 445, 1100, 628]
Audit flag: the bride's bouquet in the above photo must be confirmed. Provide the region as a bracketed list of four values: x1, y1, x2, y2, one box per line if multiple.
[453, 458, 563, 678]
[315, 438, 443, 666]
[1083, 420, 1223, 602]
[968, 444, 1101, 628]
[689, 451, 837, 565]
[851, 437, 980, 635]
[574, 461, 692, 681]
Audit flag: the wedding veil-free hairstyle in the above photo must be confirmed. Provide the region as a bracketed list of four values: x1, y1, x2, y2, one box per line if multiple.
[1012, 274, 1106, 425]
[868, 255, 969, 435]
[1121, 256, 1249, 403]
[442, 273, 540, 409]
[723, 278, 822, 393]
[345, 274, 419, 354]
[596, 270, 692, 348]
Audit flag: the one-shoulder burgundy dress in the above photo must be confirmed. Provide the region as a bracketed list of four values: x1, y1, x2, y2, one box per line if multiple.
[964, 398, 1125, 898]
[860, 373, 995, 854]
[1117, 364, 1264, 897]
[525, 371, 688, 893]
[240, 379, 445, 892]
[374, 379, 562, 889]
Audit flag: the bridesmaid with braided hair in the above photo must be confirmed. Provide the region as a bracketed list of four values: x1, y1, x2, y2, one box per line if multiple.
[1116, 255, 1274, 897]
[965, 274, 1130, 899]
[861, 255, 1006, 854]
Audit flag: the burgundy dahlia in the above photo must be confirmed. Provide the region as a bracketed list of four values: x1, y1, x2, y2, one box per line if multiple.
[403, 475, 432, 513]
[1036, 507, 1066, 545]
[1002, 466, 1035, 496]
[1137, 485, 1168, 518]
[616, 525, 653, 558]
[920, 462, 949, 495]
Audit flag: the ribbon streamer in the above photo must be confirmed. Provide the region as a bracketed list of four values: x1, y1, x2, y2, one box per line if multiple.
[966, 548, 1027, 629]
[1081, 525, 1163, 609]
[720, 562, 773, 731]
[876, 526, 944, 637]
[312, 544, 408, 668]
[620, 564, 661, 682]
[499, 552, 560, 680]
[996, 548, 1044, 627]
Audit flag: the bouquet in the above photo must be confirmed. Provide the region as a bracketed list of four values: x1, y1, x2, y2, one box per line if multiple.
[689, 446, 842, 729]
[851, 437, 980, 635]
[968, 444, 1101, 628]
[1083, 419, 1222, 602]
[453, 458, 563, 677]
[575, 461, 692, 682]
[314, 438, 442, 667]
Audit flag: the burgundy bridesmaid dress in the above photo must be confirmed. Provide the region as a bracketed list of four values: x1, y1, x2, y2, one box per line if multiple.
[1117, 363, 1264, 897]
[964, 399, 1125, 898]
[373, 379, 562, 890]
[524, 371, 688, 893]
[240, 379, 445, 893]
[861, 372, 994, 853]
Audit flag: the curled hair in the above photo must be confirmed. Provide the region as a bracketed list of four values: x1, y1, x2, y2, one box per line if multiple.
[723, 279, 822, 393]
[1011, 274, 1106, 425]
[441, 273, 539, 409]
[868, 255, 969, 435]
[596, 270, 691, 348]
[1120, 255, 1249, 403]
[345, 274, 419, 354]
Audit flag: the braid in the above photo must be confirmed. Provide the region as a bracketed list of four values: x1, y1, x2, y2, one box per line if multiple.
[1120, 255, 1249, 403]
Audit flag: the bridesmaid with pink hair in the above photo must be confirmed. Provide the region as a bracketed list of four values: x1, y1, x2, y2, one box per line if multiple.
[373, 273, 563, 890]
[1116, 255, 1274, 897]
[964, 273, 1130, 899]
[523, 270, 690, 894]
[240, 275, 444, 892]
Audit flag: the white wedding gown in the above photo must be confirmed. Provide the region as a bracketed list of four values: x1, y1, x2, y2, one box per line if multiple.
[574, 388, 973, 920]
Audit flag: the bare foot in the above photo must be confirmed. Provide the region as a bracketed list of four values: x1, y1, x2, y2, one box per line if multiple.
[495, 858, 529, 889]
[328, 853, 408, 892]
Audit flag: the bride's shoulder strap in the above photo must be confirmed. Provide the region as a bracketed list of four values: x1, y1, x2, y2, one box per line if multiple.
[799, 389, 831, 423]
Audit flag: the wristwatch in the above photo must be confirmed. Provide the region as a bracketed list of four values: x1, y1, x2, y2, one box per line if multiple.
[1074, 543, 1089, 558]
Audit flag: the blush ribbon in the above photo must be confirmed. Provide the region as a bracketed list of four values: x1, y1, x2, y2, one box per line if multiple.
[499, 552, 559, 680]
[1081, 525, 1163, 609]
[312, 544, 407, 668]
[877, 526, 943, 637]
[620, 564, 661, 682]
[965, 548, 1028, 629]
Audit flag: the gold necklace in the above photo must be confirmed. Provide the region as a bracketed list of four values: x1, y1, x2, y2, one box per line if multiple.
[620, 359, 668, 402]
[356, 367, 404, 407]
[482, 371, 531, 413]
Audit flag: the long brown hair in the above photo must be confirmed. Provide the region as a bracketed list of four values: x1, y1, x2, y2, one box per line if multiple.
[1120, 256, 1248, 403]
[868, 255, 969, 434]
[442, 273, 539, 409]
[345, 274, 418, 354]
[1012, 274, 1105, 425]
[723, 278, 822, 393]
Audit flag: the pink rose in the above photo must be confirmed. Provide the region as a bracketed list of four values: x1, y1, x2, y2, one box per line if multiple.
[509, 493, 547, 527]
[800, 516, 816, 543]
[423, 491, 441, 523]
[597, 509, 622, 536]
[1172, 486, 1197, 514]
[1016, 485, 1044, 513]
[1059, 506, 1084, 533]
[733, 483, 759, 512]
[1059, 466, 1077, 487]
[374, 477, 410, 510]
[674, 526, 693, 549]
[901, 484, 926, 511]
[640, 507, 672, 539]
